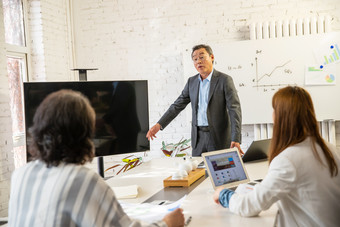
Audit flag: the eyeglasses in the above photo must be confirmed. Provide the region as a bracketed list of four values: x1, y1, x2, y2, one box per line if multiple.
[192, 54, 208, 63]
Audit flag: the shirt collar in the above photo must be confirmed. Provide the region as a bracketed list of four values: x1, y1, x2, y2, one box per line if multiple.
[198, 69, 214, 82]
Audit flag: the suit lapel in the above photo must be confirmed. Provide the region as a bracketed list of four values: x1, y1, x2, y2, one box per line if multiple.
[192, 75, 200, 114]
[208, 70, 219, 103]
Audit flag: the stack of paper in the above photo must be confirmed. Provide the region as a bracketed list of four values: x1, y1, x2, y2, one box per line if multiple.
[119, 196, 187, 224]
[111, 185, 139, 199]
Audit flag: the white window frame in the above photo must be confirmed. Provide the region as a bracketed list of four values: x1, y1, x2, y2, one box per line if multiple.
[3, 0, 31, 165]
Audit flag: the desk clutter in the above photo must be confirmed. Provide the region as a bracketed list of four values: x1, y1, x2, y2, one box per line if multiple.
[163, 168, 205, 187]
[163, 159, 205, 187]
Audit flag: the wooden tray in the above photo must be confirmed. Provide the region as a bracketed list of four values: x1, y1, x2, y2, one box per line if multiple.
[163, 168, 205, 187]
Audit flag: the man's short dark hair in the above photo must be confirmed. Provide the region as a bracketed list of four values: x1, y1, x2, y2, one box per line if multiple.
[28, 89, 96, 167]
[191, 44, 214, 58]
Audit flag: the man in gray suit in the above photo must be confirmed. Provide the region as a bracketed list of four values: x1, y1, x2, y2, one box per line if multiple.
[147, 44, 243, 156]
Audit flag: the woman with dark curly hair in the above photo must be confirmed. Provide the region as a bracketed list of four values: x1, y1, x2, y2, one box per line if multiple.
[213, 86, 340, 227]
[8, 89, 184, 227]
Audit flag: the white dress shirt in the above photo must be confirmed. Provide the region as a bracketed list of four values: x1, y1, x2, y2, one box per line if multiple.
[197, 70, 213, 126]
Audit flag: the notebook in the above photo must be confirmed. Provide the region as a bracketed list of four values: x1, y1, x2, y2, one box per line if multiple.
[111, 185, 139, 199]
[202, 148, 250, 190]
[242, 139, 271, 163]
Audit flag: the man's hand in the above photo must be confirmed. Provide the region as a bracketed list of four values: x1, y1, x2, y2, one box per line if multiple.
[230, 141, 244, 156]
[146, 123, 161, 140]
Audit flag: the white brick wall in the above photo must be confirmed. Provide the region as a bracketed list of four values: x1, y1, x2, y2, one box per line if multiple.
[0, 1, 16, 217]
[28, 0, 75, 81]
[27, 0, 46, 81]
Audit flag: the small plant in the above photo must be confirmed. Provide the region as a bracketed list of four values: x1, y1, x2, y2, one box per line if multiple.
[161, 137, 191, 157]
[104, 155, 143, 175]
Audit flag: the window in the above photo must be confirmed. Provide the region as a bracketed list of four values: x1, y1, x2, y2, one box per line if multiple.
[2, 0, 29, 168]
[3, 0, 25, 46]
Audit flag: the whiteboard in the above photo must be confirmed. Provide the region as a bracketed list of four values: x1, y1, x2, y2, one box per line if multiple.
[184, 32, 340, 124]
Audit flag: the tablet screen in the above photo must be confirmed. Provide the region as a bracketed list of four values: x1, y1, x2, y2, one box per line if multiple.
[205, 150, 248, 187]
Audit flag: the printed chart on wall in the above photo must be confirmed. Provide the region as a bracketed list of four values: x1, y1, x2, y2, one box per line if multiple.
[201, 32, 340, 124]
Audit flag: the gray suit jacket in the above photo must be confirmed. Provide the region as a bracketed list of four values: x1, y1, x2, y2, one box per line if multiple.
[158, 69, 242, 150]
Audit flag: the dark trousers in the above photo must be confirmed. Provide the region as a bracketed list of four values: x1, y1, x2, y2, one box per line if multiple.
[192, 127, 216, 157]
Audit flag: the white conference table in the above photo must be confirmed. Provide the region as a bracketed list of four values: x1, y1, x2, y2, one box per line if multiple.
[105, 157, 277, 227]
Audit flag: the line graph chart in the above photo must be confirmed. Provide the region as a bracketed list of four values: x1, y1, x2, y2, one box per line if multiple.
[256, 58, 291, 82]
[252, 55, 294, 90]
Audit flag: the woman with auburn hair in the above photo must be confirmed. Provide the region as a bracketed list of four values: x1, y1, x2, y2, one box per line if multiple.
[8, 89, 184, 227]
[213, 86, 340, 227]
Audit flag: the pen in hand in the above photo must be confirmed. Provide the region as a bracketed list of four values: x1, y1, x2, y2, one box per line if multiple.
[185, 216, 192, 226]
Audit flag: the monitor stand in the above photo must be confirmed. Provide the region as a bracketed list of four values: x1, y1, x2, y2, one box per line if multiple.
[74, 68, 104, 178]
[97, 156, 104, 178]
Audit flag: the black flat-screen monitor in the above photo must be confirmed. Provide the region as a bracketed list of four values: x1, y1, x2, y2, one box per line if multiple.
[24, 80, 150, 159]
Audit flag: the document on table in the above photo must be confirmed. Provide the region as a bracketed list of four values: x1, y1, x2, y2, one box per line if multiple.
[120, 195, 187, 224]
[111, 185, 139, 199]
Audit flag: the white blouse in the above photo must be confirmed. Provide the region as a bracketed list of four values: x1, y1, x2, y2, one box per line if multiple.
[229, 138, 340, 227]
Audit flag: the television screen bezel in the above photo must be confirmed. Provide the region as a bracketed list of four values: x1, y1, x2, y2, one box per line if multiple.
[23, 80, 150, 161]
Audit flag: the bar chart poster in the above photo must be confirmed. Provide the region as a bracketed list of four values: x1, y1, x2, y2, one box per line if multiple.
[314, 43, 340, 68]
[305, 64, 336, 85]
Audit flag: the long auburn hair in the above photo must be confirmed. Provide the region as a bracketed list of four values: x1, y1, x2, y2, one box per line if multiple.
[269, 86, 338, 177]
